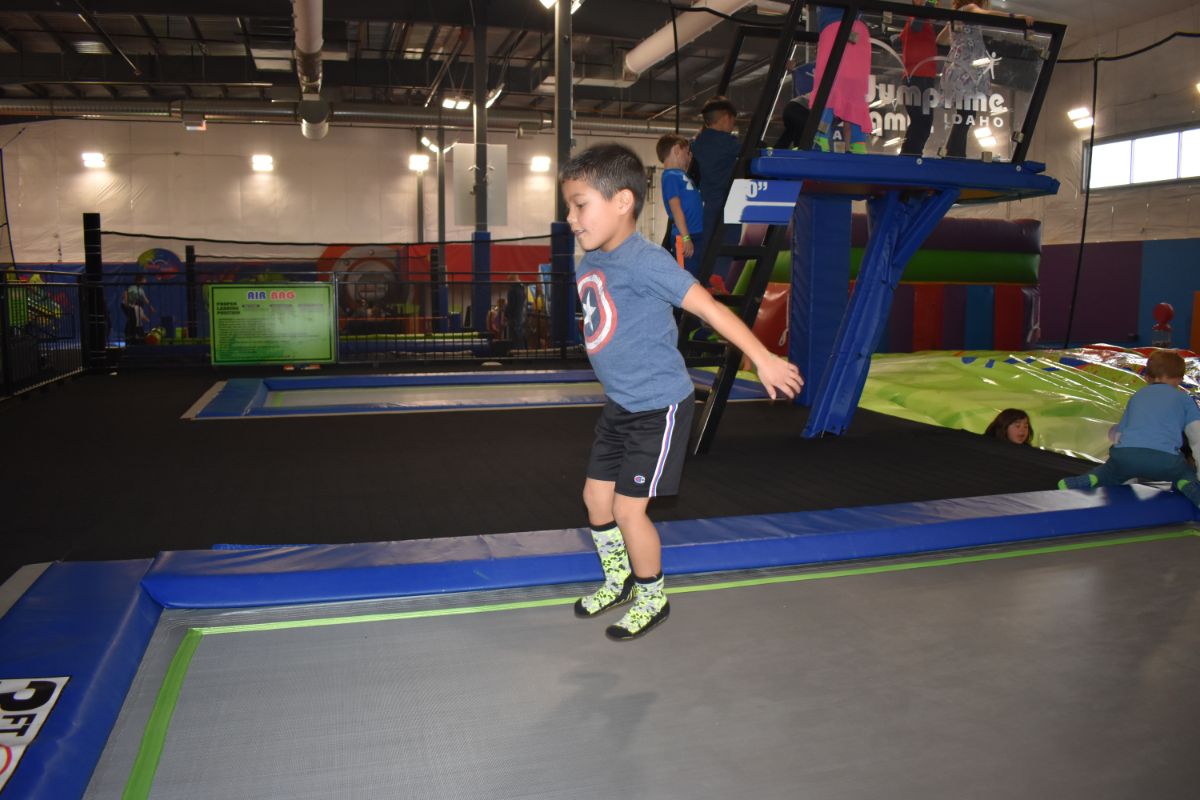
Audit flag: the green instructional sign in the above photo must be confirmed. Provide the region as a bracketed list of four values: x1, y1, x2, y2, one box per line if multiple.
[209, 283, 336, 365]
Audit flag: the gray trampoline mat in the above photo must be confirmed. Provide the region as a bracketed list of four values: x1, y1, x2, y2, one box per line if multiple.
[86, 532, 1200, 800]
[264, 381, 608, 410]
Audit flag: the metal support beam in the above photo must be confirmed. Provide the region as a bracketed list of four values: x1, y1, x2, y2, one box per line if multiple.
[74, 1, 142, 76]
[0, 25, 23, 53]
[415, 130, 425, 243]
[472, 14, 487, 233]
[187, 16, 207, 55]
[30, 15, 70, 54]
[553, 0, 572, 222]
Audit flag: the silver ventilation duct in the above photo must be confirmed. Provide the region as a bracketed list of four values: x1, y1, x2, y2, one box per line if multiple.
[0, 99, 695, 137]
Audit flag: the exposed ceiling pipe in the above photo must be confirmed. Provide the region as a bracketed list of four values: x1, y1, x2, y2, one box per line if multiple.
[292, 0, 323, 96]
[293, 0, 330, 139]
[0, 98, 694, 136]
[623, 0, 754, 77]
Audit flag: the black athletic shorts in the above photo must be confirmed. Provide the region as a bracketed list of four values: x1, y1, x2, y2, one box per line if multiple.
[586, 393, 694, 498]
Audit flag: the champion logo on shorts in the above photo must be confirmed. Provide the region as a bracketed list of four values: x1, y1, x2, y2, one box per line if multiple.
[633, 474, 646, 484]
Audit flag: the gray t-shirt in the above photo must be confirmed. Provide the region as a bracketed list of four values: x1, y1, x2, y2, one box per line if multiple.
[577, 232, 697, 412]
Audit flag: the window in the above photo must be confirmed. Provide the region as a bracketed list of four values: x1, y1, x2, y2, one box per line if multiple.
[1087, 125, 1200, 189]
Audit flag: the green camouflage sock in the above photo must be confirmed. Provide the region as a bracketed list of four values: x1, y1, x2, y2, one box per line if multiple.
[574, 525, 634, 618]
[606, 574, 670, 641]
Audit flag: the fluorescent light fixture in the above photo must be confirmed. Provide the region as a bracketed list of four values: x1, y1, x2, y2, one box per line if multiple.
[1073, 116, 1094, 129]
[427, 142, 440, 154]
[973, 126, 992, 140]
[540, 0, 583, 12]
[420, 136, 432, 147]
[81, 152, 106, 168]
[409, 153, 430, 172]
[882, 137, 903, 147]
[455, 99, 470, 110]
[971, 57, 992, 68]
[485, 84, 505, 108]
[978, 136, 998, 147]
[1067, 107, 1091, 121]
[251, 154, 274, 171]
[530, 155, 552, 172]
[441, 97, 457, 110]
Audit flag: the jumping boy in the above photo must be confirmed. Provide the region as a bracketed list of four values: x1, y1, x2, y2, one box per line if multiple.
[655, 134, 704, 277]
[560, 143, 803, 641]
[1058, 349, 1200, 505]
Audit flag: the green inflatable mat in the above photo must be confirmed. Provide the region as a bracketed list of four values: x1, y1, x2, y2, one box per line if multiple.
[731, 248, 1039, 293]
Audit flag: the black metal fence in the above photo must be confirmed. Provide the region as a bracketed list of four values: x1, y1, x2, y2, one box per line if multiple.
[79, 214, 585, 367]
[1, 269, 84, 397]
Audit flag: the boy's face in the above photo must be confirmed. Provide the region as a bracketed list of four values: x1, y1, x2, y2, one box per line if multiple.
[670, 144, 692, 170]
[562, 178, 636, 253]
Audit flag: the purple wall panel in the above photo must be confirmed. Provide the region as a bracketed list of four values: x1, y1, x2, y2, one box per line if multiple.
[1040, 242, 1142, 346]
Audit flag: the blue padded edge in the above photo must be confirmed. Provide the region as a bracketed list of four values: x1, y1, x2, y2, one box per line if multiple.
[140, 485, 1195, 609]
[195, 378, 268, 419]
[0, 560, 160, 799]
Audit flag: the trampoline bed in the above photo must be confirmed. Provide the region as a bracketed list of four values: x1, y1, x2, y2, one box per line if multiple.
[84, 530, 1200, 799]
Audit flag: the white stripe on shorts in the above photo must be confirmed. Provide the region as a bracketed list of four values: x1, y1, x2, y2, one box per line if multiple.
[648, 403, 677, 497]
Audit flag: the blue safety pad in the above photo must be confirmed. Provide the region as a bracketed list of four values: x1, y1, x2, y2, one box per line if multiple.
[141, 485, 1195, 609]
[0, 560, 159, 799]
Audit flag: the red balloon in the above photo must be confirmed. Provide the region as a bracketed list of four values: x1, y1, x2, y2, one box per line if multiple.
[1153, 302, 1174, 325]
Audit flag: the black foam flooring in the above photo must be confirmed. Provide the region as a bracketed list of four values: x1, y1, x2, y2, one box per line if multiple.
[0, 369, 1092, 583]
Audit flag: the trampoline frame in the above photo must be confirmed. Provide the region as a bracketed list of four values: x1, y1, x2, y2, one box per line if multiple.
[1, 484, 1197, 798]
[183, 368, 770, 420]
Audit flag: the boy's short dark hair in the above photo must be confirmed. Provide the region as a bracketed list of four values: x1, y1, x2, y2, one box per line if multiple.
[701, 96, 738, 126]
[655, 134, 689, 163]
[1146, 349, 1186, 380]
[559, 143, 647, 220]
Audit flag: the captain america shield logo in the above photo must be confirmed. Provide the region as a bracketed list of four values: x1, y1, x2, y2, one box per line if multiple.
[578, 270, 618, 354]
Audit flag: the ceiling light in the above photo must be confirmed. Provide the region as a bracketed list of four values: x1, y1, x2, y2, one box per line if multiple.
[455, 99, 470, 110]
[1072, 116, 1094, 129]
[81, 152, 106, 168]
[971, 56, 992, 68]
[72, 39, 111, 55]
[485, 84, 505, 109]
[420, 136, 432, 148]
[182, 112, 207, 132]
[427, 142, 440, 154]
[540, 0, 584, 12]
[441, 97, 457, 110]
[1195, 82, 1200, 94]
[1067, 107, 1090, 121]
[251, 154, 274, 172]
[409, 153, 430, 172]
[973, 126, 992, 140]
[978, 136, 998, 147]
[882, 137, 902, 148]
[531, 155, 552, 172]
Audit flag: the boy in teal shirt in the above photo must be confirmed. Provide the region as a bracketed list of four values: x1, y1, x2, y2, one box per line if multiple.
[560, 143, 803, 640]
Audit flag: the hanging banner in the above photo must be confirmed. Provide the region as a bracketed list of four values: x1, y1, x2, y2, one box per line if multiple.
[209, 284, 336, 365]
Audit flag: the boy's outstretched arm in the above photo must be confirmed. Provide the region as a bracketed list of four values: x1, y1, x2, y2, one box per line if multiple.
[680, 283, 803, 399]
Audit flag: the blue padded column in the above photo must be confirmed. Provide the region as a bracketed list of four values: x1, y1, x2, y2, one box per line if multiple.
[472, 231, 491, 335]
[804, 187, 959, 437]
[789, 196, 852, 406]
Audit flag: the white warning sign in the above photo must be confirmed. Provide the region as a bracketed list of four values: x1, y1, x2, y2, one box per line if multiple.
[0, 677, 69, 793]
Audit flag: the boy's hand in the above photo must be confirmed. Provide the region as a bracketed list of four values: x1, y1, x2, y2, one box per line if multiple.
[681, 238, 695, 259]
[755, 354, 803, 400]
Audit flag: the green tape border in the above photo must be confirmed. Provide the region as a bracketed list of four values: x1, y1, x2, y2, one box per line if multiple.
[121, 529, 1198, 799]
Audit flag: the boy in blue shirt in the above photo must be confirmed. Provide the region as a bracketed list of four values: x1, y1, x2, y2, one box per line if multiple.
[560, 143, 803, 640]
[1058, 349, 1200, 505]
[655, 134, 704, 277]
